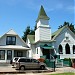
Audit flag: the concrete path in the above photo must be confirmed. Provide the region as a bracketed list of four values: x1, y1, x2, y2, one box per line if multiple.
[0, 66, 75, 75]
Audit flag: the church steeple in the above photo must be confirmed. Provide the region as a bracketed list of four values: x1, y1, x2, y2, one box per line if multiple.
[36, 5, 50, 22]
[35, 5, 51, 42]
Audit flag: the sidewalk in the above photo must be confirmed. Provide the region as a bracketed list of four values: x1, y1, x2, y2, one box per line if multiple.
[16, 67, 75, 75]
[0, 66, 75, 75]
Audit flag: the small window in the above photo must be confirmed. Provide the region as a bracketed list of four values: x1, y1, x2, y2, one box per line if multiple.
[14, 57, 18, 61]
[32, 59, 39, 63]
[6, 36, 16, 45]
[0, 50, 5, 60]
[26, 59, 31, 62]
[66, 37, 69, 40]
[65, 43, 70, 54]
[19, 58, 31, 62]
[19, 58, 25, 62]
[73, 45, 75, 54]
[58, 45, 63, 54]
[36, 48, 38, 54]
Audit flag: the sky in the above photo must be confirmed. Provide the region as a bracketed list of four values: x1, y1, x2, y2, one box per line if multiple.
[0, 0, 75, 37]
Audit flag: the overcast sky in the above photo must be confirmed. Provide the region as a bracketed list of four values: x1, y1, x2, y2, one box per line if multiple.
[0, 0, 74, 37]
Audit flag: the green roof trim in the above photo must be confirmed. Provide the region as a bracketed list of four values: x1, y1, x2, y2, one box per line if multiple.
[52, 26, 66, 40]
[36, 5, 50, 22]
[27, 35, 35, 44]
[40, 45, 54, 49]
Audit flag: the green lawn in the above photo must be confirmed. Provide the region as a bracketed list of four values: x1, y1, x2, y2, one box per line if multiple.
[49, 72, 75, 75]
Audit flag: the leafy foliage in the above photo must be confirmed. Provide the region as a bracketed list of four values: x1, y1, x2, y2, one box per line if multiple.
[22, 26, 35, 42]
[58, 22, 75, 34]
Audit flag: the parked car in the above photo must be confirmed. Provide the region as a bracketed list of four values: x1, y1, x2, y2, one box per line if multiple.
[10, 57, 26, 67]
[15, 58, 46, 70]
[10, 57, 19, 67]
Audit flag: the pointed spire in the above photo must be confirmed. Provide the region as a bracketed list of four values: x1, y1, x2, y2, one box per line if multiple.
[36, 5, 50, 22]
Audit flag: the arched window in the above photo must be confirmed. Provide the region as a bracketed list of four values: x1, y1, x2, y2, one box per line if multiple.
[65, 43, 70, 54]
[73, 45, 75, 54]
[58, 44, 63, 54]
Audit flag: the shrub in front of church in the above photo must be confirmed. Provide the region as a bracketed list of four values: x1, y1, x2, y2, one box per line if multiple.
[38, 58, 45, 62]
[63, 58, 72, 67]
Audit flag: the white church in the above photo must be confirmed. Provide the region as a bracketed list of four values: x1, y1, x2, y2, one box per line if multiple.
[26, 5, 75, 60]
[0, 5, 75, 63]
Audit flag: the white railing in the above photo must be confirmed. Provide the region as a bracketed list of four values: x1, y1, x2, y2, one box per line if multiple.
[50, 54, 54, 59]
[60, 54, 75, 59]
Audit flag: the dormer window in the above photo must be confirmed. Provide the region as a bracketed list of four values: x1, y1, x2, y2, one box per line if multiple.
[6, 36, 16, 45]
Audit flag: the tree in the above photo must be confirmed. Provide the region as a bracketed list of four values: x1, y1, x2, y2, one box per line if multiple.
[69, 23, 75, 33]
[22, 26, 35, 42]
[58, 21, 75, 34]
[22, 26, 30, 42]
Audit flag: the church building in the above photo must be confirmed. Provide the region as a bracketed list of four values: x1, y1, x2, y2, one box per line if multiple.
[26, 5, 75, 60]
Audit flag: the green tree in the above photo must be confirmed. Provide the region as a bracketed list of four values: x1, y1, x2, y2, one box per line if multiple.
[58, 22, 75, 34]
[22, 26, 30, 42]
[22, 26, 35, 42]
[69, 23, 75, 33]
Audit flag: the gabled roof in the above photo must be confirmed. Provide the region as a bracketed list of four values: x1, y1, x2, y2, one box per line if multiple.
[52, 25, 75, 40]
[5, 29, 18, 35]
[0, 29, 29, 48]
[36, 5, 50, 22]
[27, 35, 35, 44]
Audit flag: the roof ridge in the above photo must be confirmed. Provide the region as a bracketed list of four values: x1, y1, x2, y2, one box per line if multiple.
[52, 25, 66, 40]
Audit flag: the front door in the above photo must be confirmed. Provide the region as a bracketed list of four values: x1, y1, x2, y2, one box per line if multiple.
[7, 50, 12, 60]
[42, 49, 50, 59]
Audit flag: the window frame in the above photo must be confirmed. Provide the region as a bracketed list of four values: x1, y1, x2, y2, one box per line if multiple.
[6, 36, 16, 45]
[0, 50, 5, 60]
[58, 44, 63, 54]
[7, 50, 12, 60]
[73, 45, 75, 54]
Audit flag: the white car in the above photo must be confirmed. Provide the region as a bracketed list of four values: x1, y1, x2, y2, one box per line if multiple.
[10, 57, 26, 67]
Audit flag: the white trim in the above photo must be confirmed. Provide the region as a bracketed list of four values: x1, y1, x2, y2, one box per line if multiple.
[0, 45, 30, 50]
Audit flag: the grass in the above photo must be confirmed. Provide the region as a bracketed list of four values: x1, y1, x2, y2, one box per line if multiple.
[49, 72, 75, 75]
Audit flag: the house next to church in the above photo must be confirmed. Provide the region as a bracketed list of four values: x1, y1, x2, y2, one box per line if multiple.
[26, 6, 75, 60]
[0, 29, 30, 63]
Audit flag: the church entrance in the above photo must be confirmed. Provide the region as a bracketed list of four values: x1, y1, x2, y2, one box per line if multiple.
[41, 44, 54, 59]
[42, 48, 50, 59]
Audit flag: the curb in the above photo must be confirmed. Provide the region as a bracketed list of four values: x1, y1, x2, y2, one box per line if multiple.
[0, 70, 53, 74]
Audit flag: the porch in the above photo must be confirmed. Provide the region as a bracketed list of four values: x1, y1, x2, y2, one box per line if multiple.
[40, 44, 55, 59]
[0, 45, 30, 63]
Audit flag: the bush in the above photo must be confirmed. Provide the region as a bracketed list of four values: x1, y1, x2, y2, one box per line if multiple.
[64, 58, 71, 61]
[63, 58, 72, 67]
[38, 58, 45, 62]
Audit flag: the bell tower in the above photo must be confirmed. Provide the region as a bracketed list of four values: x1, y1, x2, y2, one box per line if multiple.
[35, 5, 51, 42]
